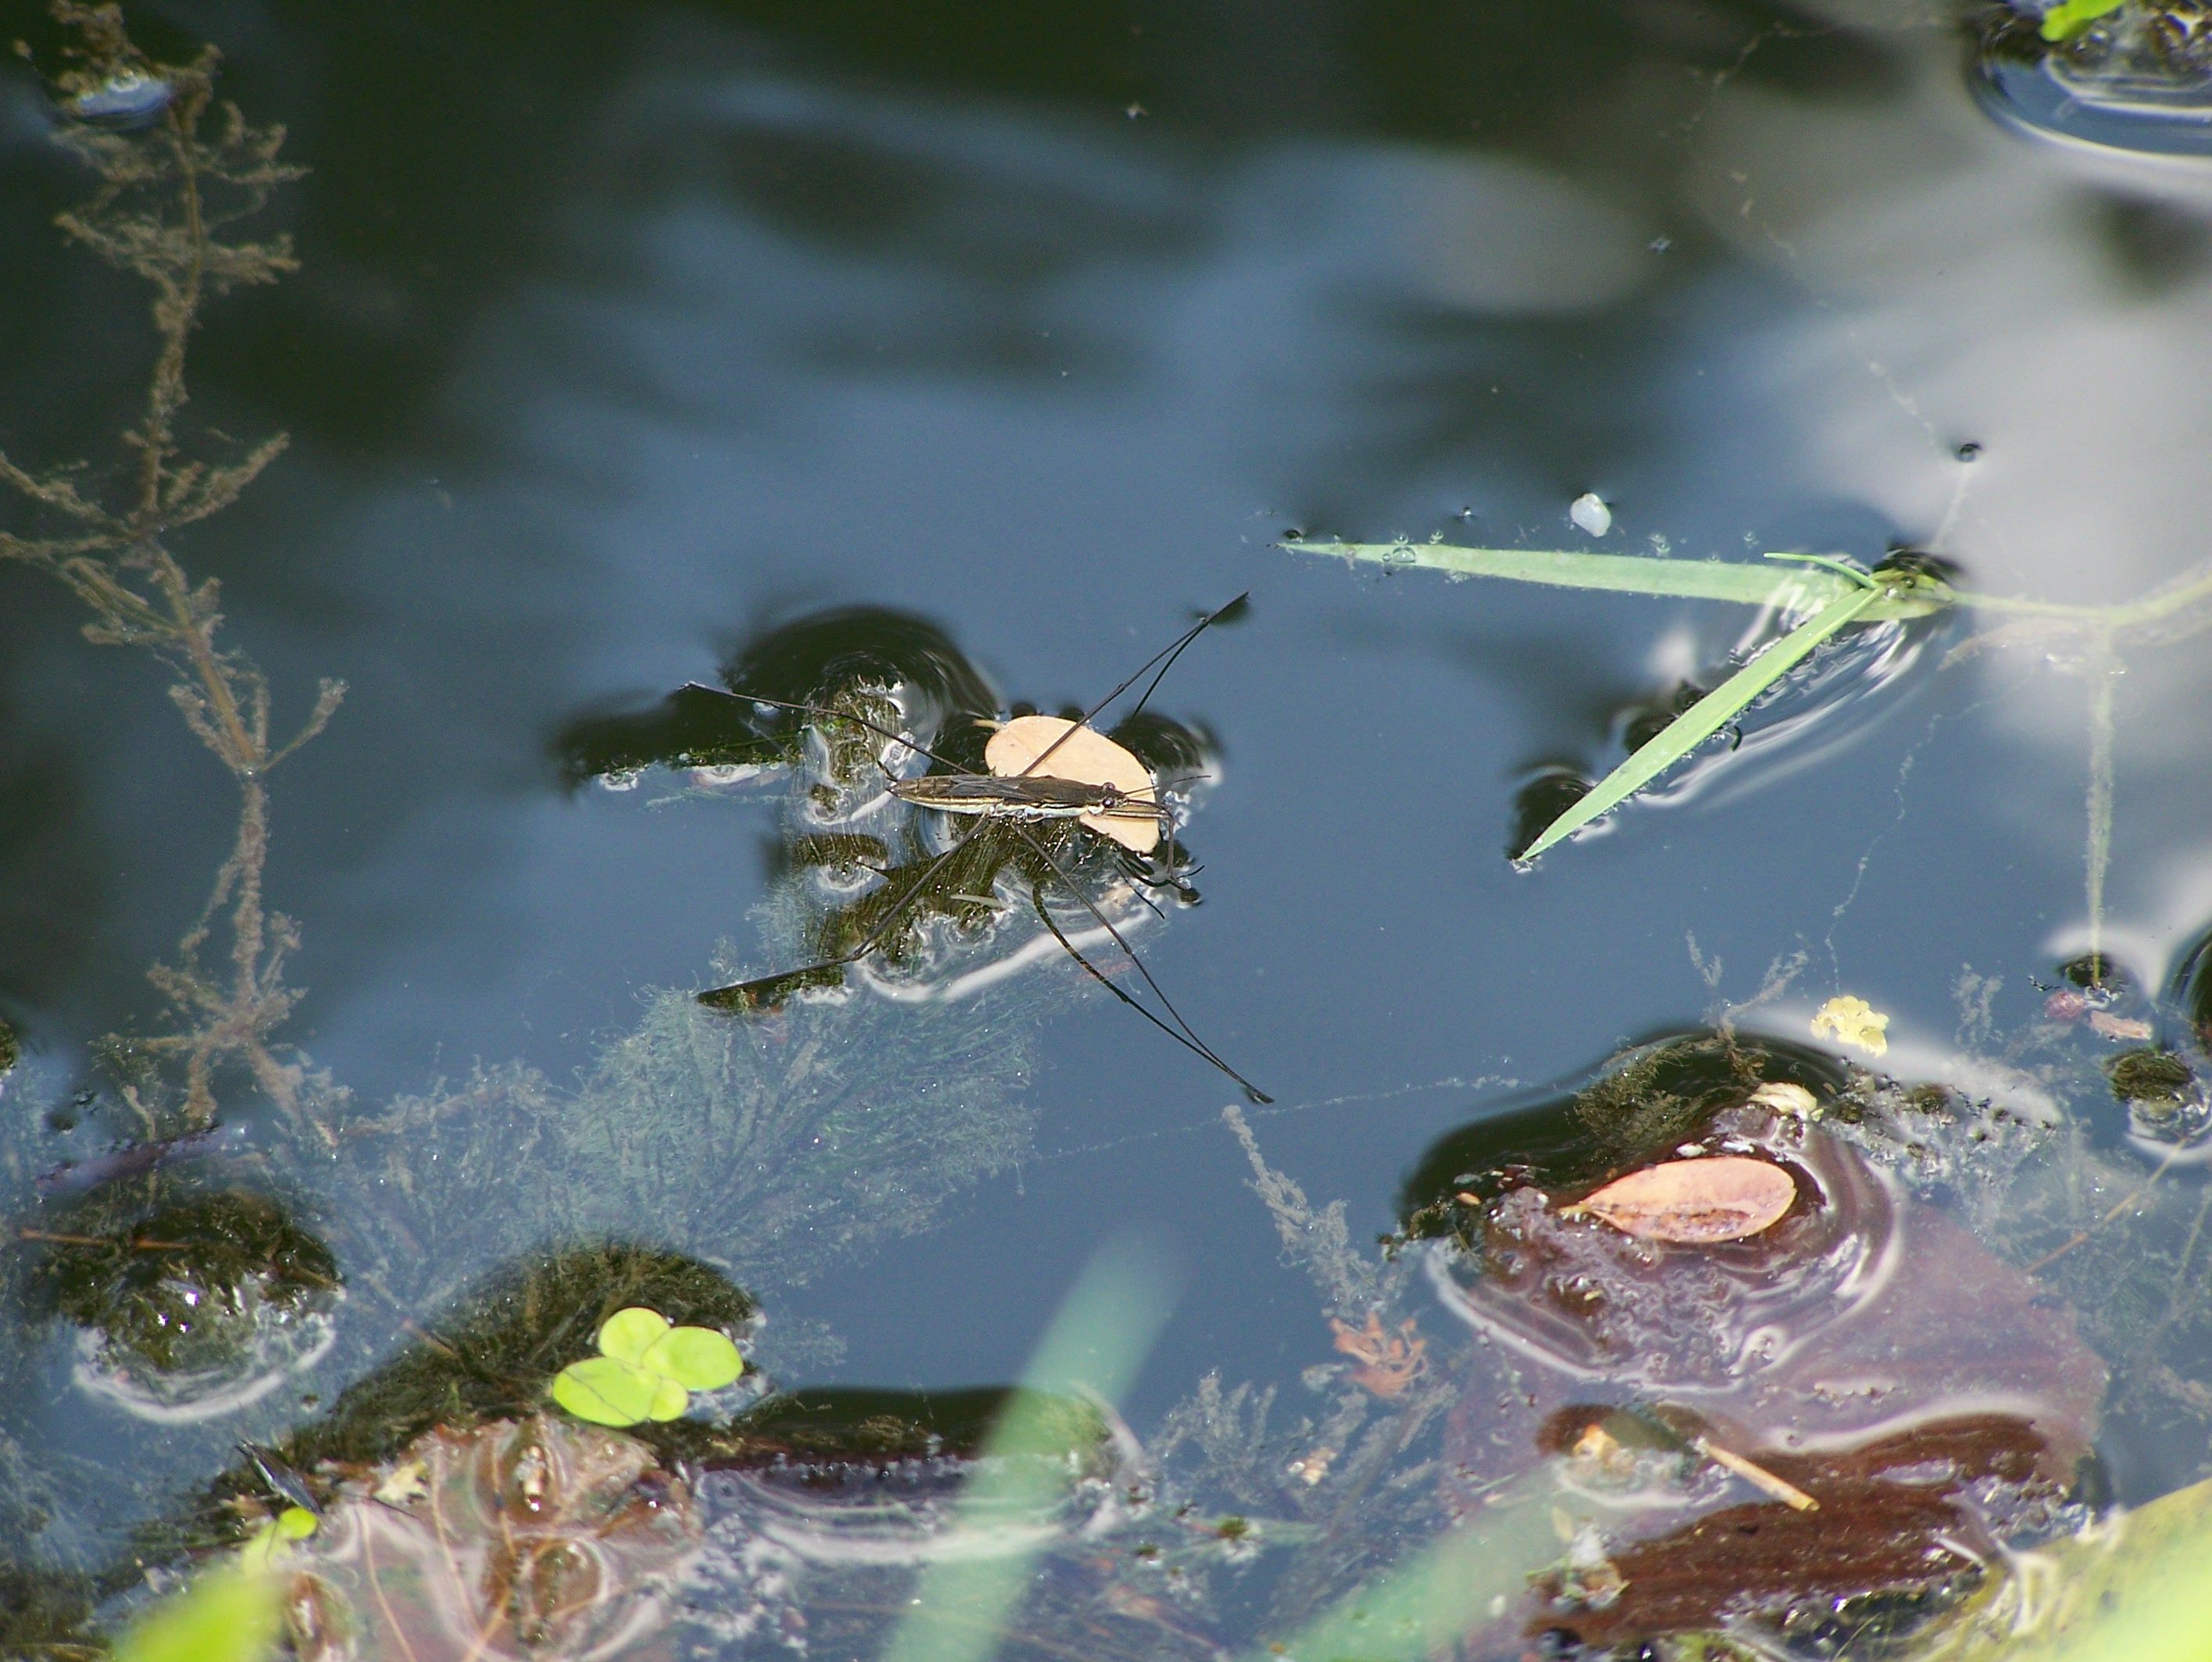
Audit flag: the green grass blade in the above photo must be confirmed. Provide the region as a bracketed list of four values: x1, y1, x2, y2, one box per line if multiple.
[877, 1236, 1174, 1662]
[1289, 541, 1946, 619]
[1246, 1478, 1554, 1661]
[1519, 580, 1889, 860]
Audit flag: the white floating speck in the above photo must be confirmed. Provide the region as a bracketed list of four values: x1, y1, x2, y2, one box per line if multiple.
[1569, 493, 1612, 537]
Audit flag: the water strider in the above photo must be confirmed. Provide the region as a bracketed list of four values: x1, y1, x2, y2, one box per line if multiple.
[690, 597, 1271, 1102]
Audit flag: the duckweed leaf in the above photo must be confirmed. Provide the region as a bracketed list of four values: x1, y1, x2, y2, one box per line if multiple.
[554, 1355, 669, 1427]
[1566, 1155, 1796, 1243]
[643, 1325, 743, 1391]
[237, 1506, 318, 1573]
[1520, 576, 1889, 860]
[597, 1306, 673, 1365]
[646, 1371, 691, 1420]
[2040, 0, 2126, 41]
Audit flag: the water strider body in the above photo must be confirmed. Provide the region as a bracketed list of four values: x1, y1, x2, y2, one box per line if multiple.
[887, 713, 1169, 853]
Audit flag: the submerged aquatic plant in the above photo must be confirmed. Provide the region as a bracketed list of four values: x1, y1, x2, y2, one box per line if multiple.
[0, 3, 341, 1135]
[27, 1190, 339, 1379]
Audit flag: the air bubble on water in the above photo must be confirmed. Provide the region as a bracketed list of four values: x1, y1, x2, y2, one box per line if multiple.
[1570, 494, 1613, 537]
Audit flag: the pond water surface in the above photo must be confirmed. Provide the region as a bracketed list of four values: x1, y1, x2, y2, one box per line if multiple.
[4, 2, 2212, 1657]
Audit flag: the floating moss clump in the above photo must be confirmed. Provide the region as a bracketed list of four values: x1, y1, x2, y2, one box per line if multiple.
[0, 1565, 95, 1658]
[281, 1245, 752, 1476]
[2107, 1047, 2196, 1111]
[31, 1192, 337, 1375]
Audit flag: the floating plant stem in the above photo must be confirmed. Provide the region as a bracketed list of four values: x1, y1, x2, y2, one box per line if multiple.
[1518, 568, 1893, 861]
[1692, 1436, 1818, 1511]
[1294, 539, 2212, 626]
[1294, 540, 1944, 617]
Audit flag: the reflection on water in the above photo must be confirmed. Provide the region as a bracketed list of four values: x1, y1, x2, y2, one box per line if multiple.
[285, 1414, 704, 1662]
[1977, 1, 2212, 155]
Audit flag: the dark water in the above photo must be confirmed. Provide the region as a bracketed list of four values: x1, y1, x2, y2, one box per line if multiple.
[4, 0, 2212, 1654]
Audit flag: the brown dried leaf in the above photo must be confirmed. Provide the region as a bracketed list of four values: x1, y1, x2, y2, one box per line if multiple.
[1568, 1155, 1796, 1243]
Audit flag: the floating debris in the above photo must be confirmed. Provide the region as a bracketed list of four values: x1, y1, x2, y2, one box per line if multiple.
[981, 714, 1164, 854]
[1436, 1101, 2107, 1652]
[1975, 1, 2212, 157]
[1569, 492, 1613, 537]
[1812, 993, 1891, 1057]
[276, 1415, 702, 1661]
[1746, 1080, 1819, 1118]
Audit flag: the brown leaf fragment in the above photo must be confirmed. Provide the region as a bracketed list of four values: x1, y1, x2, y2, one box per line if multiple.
[1566, 1156, 1795, 1243]
[1330, 1312, 1428, 1396]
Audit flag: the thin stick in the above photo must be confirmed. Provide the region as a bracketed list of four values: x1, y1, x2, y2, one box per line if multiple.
[1693, 1436, 1818, 1511]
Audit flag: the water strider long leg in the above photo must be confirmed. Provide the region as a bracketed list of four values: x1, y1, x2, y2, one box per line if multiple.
[1011, 822, 1270, 1104]
[1018, 593, 1248, 779]
[696, 820, 988, 1010]
[1118, 592, 1248, 726]
[694, 598, 1246, 1025]
[680, 686, 971, 775]
[1028, 894, 1262, 1098]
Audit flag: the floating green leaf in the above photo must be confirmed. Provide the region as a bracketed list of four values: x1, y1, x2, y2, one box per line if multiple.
[597, 1305, 673, 1365]
[237, 1506, 318, 1573]
[1518, 570, 1892, 861]
[553, 1304, 744, 1425]
[643, 1325, 744, 1391]
[554, 1355, 677, 1427]
[1290, 540, 1948, 619]
[2039, 0, 2127, 42]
